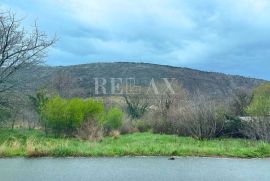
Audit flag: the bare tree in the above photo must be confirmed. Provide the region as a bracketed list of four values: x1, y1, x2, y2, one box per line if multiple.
[0, 10, 56, 93]
[154, 80, 187, 117]
[179, 95, 226, 140]
[230, 89, 252, 116]
[50, 70, 86, 98]
[51, 70, 73, 98]
[146, 81, 188, 134]
[241, 117, 270, 142]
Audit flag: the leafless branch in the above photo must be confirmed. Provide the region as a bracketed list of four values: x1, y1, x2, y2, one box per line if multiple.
[0, 10, 56, 93]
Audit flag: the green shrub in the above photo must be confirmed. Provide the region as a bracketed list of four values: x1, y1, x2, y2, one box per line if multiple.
[83, 99, 104, 121]
[104, 108, 124, 130]
[221, 116, 245, 138]
[42, 96, 105, 135]
[42, 96, 68, 134]
[243, 83, 270, 142]
[66, 98, 85, 132]
[246, 83, 270, 116]
[246, 95, 270, 116]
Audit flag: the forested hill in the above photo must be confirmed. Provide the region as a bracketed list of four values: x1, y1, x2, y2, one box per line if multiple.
[20, 62, 265, 98]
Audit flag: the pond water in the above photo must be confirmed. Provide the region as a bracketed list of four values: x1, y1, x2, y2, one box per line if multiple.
[0, 157, 269, 181]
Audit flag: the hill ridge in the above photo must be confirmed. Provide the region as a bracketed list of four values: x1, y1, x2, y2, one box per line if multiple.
[20, 62, 266, 98]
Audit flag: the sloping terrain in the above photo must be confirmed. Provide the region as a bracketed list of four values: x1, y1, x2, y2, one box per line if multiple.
[18, 62, 265, 98]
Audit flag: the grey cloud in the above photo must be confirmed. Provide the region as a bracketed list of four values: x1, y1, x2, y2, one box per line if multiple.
[2, 0, 270, 79]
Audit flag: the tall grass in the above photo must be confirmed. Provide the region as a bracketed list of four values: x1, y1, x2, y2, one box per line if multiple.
[0, 129, 270, 158]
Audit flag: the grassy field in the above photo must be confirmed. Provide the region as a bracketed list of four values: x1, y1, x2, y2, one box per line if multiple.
[0, 129, 270, 158]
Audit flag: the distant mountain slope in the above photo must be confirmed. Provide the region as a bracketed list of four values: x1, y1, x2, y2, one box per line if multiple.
[21, 62, 266, 98]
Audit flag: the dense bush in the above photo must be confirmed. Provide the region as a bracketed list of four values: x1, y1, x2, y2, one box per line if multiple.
[241, 117, 270, 142]
[42, 96, 105, 135]
[147, 95, 226, 140]
[241, 83, 270, 142]
[35, 83, 270, 142]
[41, 96, 125, 137]
[179, 99, 226, 140]
[246, 95, 270, 116]
[76, 121, 104, 141]
[42, 96, 68, 134]
[83, 98, 104, 120]
[221, 116, 245, 138]
[119, 119, 138, 134]
[147, 109, 180, 135]
[219, 90, 252, 138]
[103, 107, 124, 131]
[229, 89, 252, 116]
[246, 83, 270, 116]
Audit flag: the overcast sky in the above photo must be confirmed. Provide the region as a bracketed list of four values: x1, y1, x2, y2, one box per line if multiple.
[1, 0, 270, 80]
